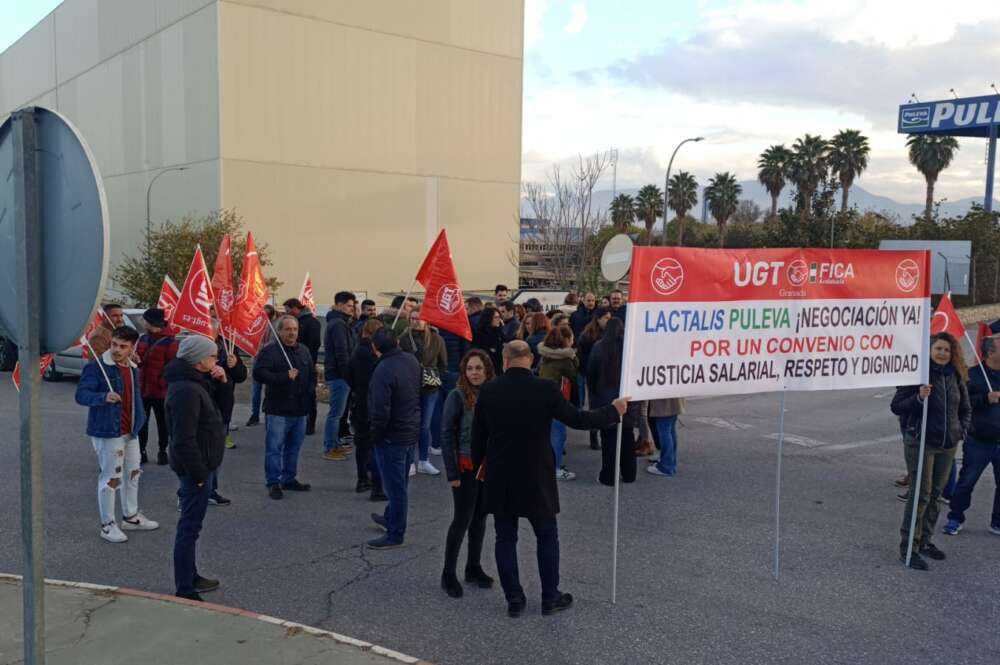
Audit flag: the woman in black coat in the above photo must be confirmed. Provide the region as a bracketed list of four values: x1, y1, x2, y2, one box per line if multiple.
[588, 318, 639, 486]
[471, 306, 505, 376]
[891, 332, 971, 570]
[346, 319, 386, 499]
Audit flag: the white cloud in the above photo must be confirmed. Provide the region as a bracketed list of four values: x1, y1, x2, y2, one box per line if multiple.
[525, 0, 548, 46]
[564, 3, 588, 34]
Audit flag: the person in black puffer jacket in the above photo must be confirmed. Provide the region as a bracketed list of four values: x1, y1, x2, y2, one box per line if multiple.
[165, 335, 227, 602]
[347, 318, 385, 498]
[891, 332, 971, 570]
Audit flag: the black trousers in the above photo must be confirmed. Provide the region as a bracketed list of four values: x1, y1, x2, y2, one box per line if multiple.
[494, 513, 559, 602]
[443, 471, 487, 576]
[307, 376, 318, 433]
[353, 417, 375, 485]
[598, 426, 637, 486]
[339, 392, 353, 438]
[138, 398, 168, 454]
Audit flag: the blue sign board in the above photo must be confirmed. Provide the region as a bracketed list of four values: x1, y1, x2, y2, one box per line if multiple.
[898, 95, 1000, 137]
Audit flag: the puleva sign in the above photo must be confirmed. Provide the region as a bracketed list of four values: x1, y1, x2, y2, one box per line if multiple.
[899, 95, 1000, 135]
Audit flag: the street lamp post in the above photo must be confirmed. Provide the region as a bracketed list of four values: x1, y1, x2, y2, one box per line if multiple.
[662, 137, 704, 245]
[146, 166, 188, 260]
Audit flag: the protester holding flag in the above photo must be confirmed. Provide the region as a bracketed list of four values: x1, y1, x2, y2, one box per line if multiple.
[588, 318, 640, 487]
[347, 319, 386, 499]
[254, 315, 315, 500]
[401, 309, 447, 476]
[246, 304, 276, 427]
[88, 303, 124, 357]
[283, 298, 321, 435]
[538, 326, 580, 481]
[891, 332, 971, 570]
[472, 307, 505, 377]
[75, 326, 159, 543]
[323, 292, 358, 460]
[380, 296, 418, 338]
[440, 349, 496, 599]
[135, 308, 178, 466]
[944, 335, 1000, 537]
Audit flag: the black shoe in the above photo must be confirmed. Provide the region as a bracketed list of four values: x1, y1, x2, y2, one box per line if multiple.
[370, 490, 388, 502]
[194, 575, 220, 593]
[305, 426, 316, 436]
[920, 543, 946, 560]
[370, 512, 387, 531]
[507, 596, 527, 618]
[157, 451, 169, 466]
[281, 480, 311, 492]
[268, 484, 283, 500]
[542, 592, 574, 615]
[208, 493, 231, 506]
[900, 551, 929, 570]
[441, 573, 463, 598]
[464, 567, 494, 589]
[140, 451, 149, 465]
[367, 536, 404, 550]
[176, 591, 203, 602]
[356, 478, 372, 493]
[589, 430, 600, 450]
[246, 416, 260, 427]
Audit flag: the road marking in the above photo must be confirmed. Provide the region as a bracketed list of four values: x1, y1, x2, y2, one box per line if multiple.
[688, 416, 754, 431]
[765, 433, 829, 448]
[812, 434, 900, 452]
[873, 391, 895, 399]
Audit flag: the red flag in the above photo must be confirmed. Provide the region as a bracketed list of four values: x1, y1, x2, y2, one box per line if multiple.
[414, 230, 472, 341]
[157, 275, 181, 322]
[172, 246, 216, 338]
[230, 233, 271, 355]
[12, 354, 55, 392]
[299, 273, 317, 315]
[975, 321, 992, 358]
[930, 293, 965, 340]
[78, 309, 111, 360]
[211, 235, 235, 332]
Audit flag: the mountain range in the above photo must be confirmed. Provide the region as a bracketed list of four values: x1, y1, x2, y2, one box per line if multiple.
[521, 181, 999, 224]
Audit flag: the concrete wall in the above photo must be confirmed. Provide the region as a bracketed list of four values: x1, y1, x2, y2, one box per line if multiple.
[217, 0, 523, 302]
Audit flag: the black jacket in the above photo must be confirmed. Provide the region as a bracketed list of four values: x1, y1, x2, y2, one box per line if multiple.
[298, 313, 322, 364]
[891, 362, 971, 449]
[164, 359, 226, 484]
[967, 363, 1000, 442]
[368, 347, 421, 446]
[471, 326, 505, 377]
[569, 306, 595, 342]
[253, 341, 315, 417]
[610, 304, 627, 323]
[472, 367, 620, 519]
[346, 341, 379, 440]
[213, 336, 248, 423]
[324, 309, 356, 381]
[440, 329, 470, 373]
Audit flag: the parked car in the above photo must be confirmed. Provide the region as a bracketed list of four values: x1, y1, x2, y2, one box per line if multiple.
[0, 327, 17, 371]
[43, 309, 146, 382]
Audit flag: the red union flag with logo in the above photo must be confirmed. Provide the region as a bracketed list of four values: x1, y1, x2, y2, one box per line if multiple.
[230, 232, 271, 355]
[621, 248, 932, 400]
[299, 273, 317, 315]
[157, 275, 181, 322]
[415, 230, 472, 341]
[211, 234, 236, 332]
[12, 355, 56, 392]
[172, 246, 216, 338]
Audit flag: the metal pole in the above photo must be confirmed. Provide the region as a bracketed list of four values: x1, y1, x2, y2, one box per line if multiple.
[985, 123, 997, 212]
[14, 108, 45, 665]
[145, 166, 188, 261]
[963, 329, 994, 392]
[611, 148, 618, 202]
[610, 420, 624, 603]
[390, 280, 418, 331]
[773, 389, 787, 580]
[661, 137, 704, 245]
[905, 397, 930, 567]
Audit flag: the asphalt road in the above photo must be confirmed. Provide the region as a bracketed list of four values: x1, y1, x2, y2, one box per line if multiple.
[1, 376, 999, 665]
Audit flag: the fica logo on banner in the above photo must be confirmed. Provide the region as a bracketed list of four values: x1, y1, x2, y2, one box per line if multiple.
[733, 260, 856, 289]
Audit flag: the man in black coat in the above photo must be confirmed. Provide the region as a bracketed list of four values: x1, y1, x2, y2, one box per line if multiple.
[472, 340, 627, 617]
[284, 298, 321, 434]
[165, 335, 227, 602]
[323, 291, 358, 459]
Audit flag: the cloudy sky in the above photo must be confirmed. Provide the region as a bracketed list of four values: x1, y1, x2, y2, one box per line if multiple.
[523, 0, 1000, 203]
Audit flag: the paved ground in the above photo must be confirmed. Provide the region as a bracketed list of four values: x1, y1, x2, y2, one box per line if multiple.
[2, 376, 999, 664]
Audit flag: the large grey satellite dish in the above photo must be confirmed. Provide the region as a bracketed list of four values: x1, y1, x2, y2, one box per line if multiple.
[0, 106, 109, 353]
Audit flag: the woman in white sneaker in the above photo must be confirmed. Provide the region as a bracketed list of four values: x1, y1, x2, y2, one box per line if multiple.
[400, 309, 447, 475]
[75, 326, 159, 542]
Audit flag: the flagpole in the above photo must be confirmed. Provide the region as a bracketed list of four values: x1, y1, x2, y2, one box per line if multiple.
[267, 317, 294, 369]
[963, 329, 994, 392]
[610, 420, 623, 604]
[83, 339, 115, 393]
[391, 280, 418, 331]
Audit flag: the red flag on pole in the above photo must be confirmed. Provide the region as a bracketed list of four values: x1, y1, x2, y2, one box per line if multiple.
[78, 309, 111, 360]
[230, 232, 271, 356]
[930, 293, 966, 340]
[414, 230, 472, 341]
[211, 234, 235, 332]
[172, 246, 216, 338]
[299, 273, 317, 315]
[157, 276, 181, 322]
[975, 321, 992, 357]
[12, 354, 55, 392]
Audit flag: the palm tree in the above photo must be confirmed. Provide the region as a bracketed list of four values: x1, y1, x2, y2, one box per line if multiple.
[667, 171, 698, 246]
[787, 134, 829, 222]
[907, 134, 960, 222]
[757, 144, 791, 219]
[634, 184, 664, 246]
[608, 194, 636, 232]
[704, 172, 741, 247]
[829, 129, 871, 212]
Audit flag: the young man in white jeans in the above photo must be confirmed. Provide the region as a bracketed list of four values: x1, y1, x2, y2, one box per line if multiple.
[75, 325, 159, 542]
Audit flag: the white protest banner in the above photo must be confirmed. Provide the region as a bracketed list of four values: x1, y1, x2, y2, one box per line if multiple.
[621, 247, 932, 399]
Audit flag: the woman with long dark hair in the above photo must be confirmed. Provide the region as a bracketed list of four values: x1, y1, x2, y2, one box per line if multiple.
[472, 306, 505, 376]
[588, 317, 637, 485]
[538, 326, 579, 481]
[578, 307, 610, 449]
[891, 332, 971, 570]
[440, 349, 496, 597]
[525, 312, 551, 369]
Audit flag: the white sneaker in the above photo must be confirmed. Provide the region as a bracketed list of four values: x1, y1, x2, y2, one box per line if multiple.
[229, 423, 240, 432]
[417, 460, 440, 475]
[555, 468, 576, 481]
[429, 447, 443, 456]
[648, 453, 660, 463]
[409, 464, 416, 477]
[122, 512, 159, 531]
[101, 522, 128, 543]
[646, 465, 670, 477]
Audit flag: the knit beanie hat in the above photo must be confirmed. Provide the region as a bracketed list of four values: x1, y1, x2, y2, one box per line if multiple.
[177, 334, 217, 363]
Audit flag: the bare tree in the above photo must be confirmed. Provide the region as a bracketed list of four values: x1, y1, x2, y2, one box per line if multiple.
[512, 153, 610, 289]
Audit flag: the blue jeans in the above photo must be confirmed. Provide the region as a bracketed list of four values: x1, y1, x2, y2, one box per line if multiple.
[323, 378, 351, 452]
[373, 445, 416, 543]
[494, 514, 560, 603]
[550, 420, 567, 468]
[943, 461, 958, 501]
[652, 416, 678, 475]
[948, 436, 1000, 526]
[577, 375, 587, 407]
[431, 371, 458, 452]
[174, 471, 214, 596]
[418, 391, 439, 462]
[250, 381, 263, 419]
[265, 415, 306, 486]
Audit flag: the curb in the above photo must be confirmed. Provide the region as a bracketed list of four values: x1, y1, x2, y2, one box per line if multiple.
[0, 574, 431, 665]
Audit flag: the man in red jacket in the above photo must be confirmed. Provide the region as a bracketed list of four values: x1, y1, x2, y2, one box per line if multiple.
[136, 308, 178, 466]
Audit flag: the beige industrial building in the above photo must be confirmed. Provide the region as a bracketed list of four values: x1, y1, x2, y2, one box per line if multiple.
[0, 0, 523, 304]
